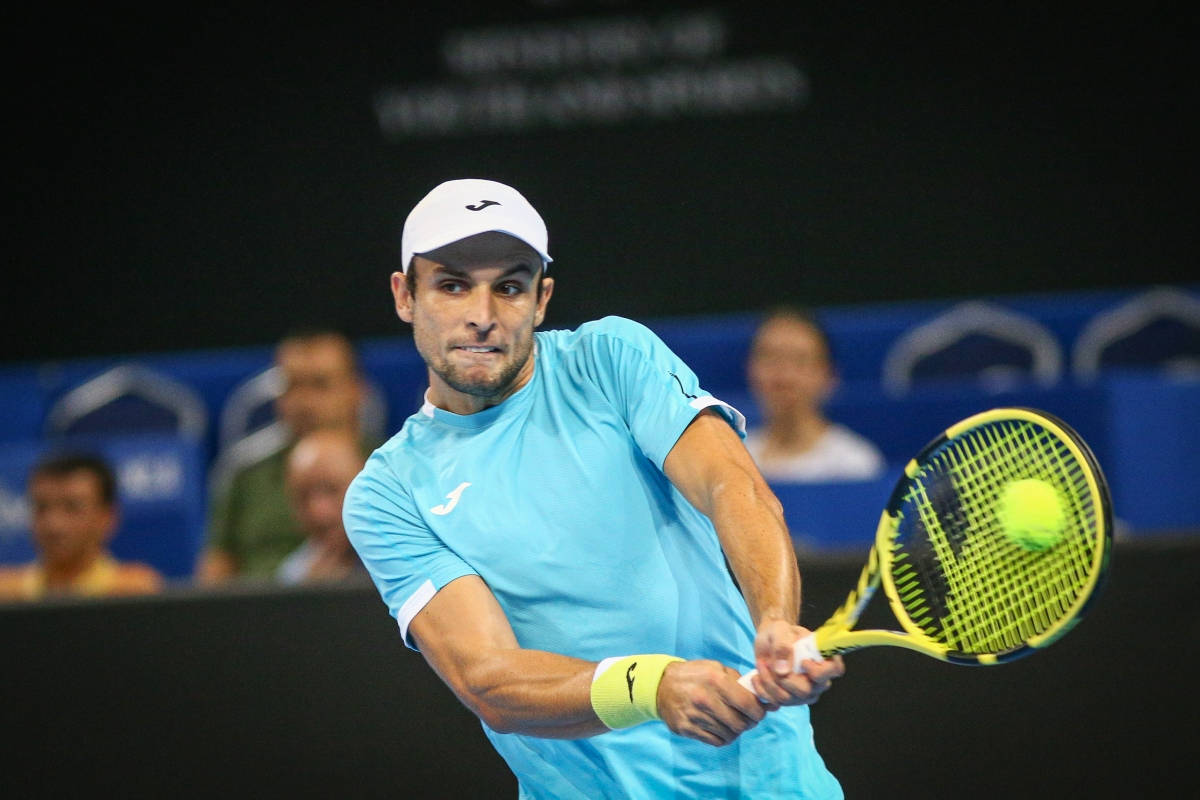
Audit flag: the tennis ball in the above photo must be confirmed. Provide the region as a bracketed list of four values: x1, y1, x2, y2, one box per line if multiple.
[998, 479, 1066, 550]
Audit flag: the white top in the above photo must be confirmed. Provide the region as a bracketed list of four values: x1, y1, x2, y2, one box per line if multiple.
[744, 423, 885, 482]
[275, 540, 317, 586]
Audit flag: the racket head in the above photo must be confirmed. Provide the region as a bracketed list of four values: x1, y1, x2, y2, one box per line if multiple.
[872, 407, 1112, 664]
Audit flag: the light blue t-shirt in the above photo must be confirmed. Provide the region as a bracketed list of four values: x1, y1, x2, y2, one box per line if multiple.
[344, 316, 842, 800]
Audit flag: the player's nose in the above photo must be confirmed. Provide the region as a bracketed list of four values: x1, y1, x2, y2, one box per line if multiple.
[465, 288, 498, 333]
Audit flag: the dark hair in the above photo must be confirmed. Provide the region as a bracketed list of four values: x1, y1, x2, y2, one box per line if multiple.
[30, 452, 117, 507]
[276, 328, 363, 376]
[755, 304, 836, 365]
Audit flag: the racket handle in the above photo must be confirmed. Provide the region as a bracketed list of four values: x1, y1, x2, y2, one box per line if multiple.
[736, 632, 824, 695]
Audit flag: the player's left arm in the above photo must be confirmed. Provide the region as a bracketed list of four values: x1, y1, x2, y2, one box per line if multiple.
[663, 408, 844, 706]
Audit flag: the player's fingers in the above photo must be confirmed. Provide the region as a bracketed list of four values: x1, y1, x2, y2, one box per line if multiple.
[698, 696, 760, 740]
[724, 668, 769, 720]
[728, 689, 770, 721]
[750, 670, 795, 707]
[754, 620, 797, 678]
[771, 639, 797, 677]
[689, 711, 738, 746]
[773, 667, 835, 705]
[799, 656, 844, 686]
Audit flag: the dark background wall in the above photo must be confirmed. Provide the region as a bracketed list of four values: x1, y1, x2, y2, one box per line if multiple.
[2, 540, 1196, 798]
[7, 2, 1194, 364]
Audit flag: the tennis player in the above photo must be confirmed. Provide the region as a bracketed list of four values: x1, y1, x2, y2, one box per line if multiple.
[344, 179, 844, 798]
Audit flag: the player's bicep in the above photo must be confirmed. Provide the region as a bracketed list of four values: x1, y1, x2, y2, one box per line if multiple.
[409, 575, 521, 702]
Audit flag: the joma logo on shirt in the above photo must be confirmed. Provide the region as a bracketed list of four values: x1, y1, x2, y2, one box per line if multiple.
[430, 482, 472, 515]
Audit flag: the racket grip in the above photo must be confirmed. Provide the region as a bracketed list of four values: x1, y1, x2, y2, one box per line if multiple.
[736, 632, 824, 695]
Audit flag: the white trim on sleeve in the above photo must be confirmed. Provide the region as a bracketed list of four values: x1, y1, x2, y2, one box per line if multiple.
[396, 578, 437, 644]
[690, 396, 747, 437]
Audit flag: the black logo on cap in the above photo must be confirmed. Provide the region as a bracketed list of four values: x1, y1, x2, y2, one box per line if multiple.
[465, 200, 501, 211]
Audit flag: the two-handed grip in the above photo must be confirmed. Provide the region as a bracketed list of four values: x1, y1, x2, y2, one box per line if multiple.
[736, 632, 824, 695]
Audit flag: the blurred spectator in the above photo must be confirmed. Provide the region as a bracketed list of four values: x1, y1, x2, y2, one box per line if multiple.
[0, 452, 163, 600]
[198, 329, 376, 584]
[744, 306, 885, 482]
[276, 428, 370, 586]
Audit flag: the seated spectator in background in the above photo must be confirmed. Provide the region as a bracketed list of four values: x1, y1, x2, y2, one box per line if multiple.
[744, 306, 885, 482]
[199, 329, 378, 585]
[276, 428, 369, 586]
[0, 453, 163, 601]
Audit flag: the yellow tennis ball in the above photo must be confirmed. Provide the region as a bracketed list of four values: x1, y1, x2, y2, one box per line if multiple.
[998, 479, 1066, 550]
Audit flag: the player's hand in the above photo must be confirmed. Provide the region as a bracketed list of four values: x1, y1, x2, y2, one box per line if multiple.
[655, 659, 766, 747]
[750, 619, 845, 707]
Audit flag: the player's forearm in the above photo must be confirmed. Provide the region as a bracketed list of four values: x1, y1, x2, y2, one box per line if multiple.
[708, 473, 802, 626]
[664, 411, 802, 626]
[442, 647, 610, 738]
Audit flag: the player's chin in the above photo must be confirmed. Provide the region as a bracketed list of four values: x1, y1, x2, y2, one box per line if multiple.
[445, 367, 508, 395]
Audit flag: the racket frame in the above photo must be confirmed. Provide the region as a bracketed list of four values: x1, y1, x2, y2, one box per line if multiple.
[810, 407, 1113, 665]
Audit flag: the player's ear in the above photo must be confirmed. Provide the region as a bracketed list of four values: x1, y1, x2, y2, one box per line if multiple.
[391, 270, 414, 323]
[534, 276, 554, 327]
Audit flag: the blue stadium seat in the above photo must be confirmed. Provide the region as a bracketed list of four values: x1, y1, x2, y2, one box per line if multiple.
[44, 364, 208, 442]
[1072, 286, 1200, 381]
[217, 365, 285, 453]
[0, 440, 43, 565]
[881, 301, 1063, 395]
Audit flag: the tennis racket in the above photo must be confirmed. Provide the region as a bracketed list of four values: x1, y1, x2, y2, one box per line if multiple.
[739, 406, 1112, 691]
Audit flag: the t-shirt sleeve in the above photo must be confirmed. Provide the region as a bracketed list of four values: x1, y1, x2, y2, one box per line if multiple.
[343, 458, 478, 650]
[578, 316, 746, 470]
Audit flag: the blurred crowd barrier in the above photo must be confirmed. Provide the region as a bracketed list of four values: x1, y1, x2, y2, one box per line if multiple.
[0, 284, 1195, 578]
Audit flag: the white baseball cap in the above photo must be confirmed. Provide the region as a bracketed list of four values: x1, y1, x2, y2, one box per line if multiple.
[400, 178, 552, 273]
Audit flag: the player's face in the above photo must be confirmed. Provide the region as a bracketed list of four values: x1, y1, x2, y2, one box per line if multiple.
[747, 316, 835, 419]
[29, 472, 116, 570]
[393, 233, 554, 415]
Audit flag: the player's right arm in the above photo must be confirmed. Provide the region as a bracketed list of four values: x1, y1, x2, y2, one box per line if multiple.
[408, 574, 767, 746]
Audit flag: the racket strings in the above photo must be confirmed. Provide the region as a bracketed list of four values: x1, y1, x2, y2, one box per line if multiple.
[939, 421, 1096, 649]
[951, 421, 1095, 645]
[891, 419, 1100, 654]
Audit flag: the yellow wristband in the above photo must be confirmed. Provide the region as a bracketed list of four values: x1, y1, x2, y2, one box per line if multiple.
[590, 654, 683, 730]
